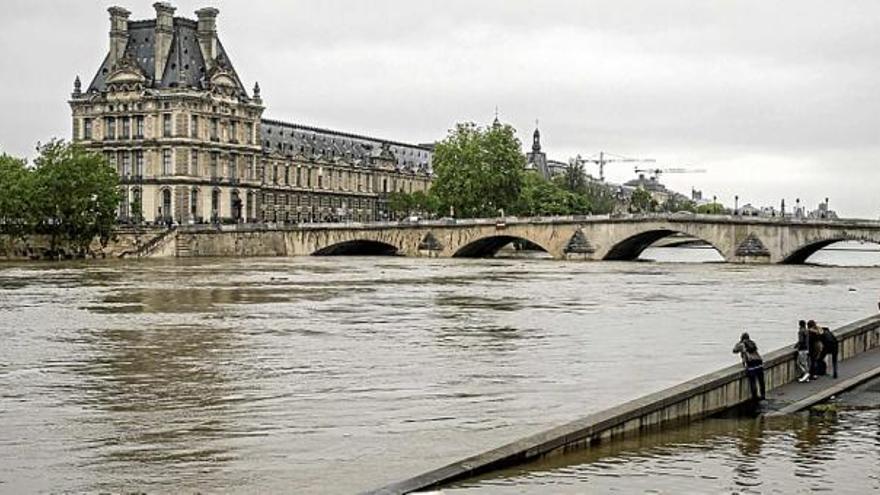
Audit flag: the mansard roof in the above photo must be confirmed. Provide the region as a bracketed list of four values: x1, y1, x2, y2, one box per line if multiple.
[87, 18, 248, 98]
[261, 118, 433, 173]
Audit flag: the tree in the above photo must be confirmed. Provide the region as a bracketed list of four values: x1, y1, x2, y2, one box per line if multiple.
[387, 191, 413, 219]
[517, 172, 590, 217]
[32, 140, 120, 255]
[0, 152, 35, 242]
[560, 156, 587, 194]
[629, 188, 655, 213]
[695, 202, 726, 215]
[662, 195, 696, 213]
[430, 122, 525, 218]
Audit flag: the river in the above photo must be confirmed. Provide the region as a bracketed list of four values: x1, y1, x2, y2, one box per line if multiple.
[1, 245, 879, 493]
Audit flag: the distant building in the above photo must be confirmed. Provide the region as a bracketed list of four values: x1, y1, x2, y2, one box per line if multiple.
[525, 126, 550, 178]
[69, 4, 432, 225]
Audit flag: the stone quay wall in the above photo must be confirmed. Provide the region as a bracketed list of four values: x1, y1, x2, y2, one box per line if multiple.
[370, 314, 880, 495]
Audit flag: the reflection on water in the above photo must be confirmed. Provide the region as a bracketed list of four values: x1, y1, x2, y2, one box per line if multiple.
[448, 408, 880, 494]
[1, 250, 880, 493]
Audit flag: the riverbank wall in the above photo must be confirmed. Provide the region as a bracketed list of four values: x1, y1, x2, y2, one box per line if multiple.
[0, 227, 170, 260]
[370, 314, 880, 494]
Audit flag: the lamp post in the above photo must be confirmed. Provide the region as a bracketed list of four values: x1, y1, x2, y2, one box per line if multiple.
[734, 195, 739, 215]
[796, 198, 801, 218]
[825, 197, 830, 219]
[712, 195, 717, 214]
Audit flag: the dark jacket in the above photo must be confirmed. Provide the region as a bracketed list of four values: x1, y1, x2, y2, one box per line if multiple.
[820, 327, 839, 353]
[734, 339, 763, 368]
[795, 328, 809, 351]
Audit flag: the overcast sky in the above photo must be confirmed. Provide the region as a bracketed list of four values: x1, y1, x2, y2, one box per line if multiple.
[2, 1, 878, 216]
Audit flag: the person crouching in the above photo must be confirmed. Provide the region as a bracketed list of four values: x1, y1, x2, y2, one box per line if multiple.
[733, 332, 766, 401]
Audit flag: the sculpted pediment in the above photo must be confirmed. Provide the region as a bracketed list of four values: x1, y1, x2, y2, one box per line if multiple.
[210, 72, 238, 88]
[106, 56, 146, 86]
[107, 68, 146, 84]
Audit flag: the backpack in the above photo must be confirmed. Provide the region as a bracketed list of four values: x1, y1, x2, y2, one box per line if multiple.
[743, 339, 762, 365]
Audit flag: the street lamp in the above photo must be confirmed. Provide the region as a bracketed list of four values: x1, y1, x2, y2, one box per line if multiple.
[796, 198, 801, 218]
[712, 195, 717, 214]
[734, 195, 739, 215]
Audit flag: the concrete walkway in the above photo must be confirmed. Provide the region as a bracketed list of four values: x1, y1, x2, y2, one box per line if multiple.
[764, 347, 880, 416]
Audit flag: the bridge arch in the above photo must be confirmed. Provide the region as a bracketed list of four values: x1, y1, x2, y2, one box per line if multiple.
[781, 237, 880, 264]
[453, 234, 550, 258]
[603, 228, 725, 261]
[312, 239, 399, 256]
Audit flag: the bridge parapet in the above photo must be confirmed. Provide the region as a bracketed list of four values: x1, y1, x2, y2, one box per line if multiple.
[168, 214, 880, 263]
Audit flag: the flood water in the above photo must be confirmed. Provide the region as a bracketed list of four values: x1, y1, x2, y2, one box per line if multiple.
[1, 245, 880, 493]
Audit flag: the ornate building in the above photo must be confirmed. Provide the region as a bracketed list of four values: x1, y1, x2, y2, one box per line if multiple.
[69, 3, 432, 224]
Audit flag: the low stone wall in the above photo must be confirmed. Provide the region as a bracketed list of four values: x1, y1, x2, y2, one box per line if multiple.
[0, 228, 169, 260]
[370, 314, 880, 495]
[175, 229, 290, 257]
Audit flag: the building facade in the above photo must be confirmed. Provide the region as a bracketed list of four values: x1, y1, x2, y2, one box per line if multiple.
[69, 4, 432, 225]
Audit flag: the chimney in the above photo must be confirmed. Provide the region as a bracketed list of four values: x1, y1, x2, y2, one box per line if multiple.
[153, 2, 176, 81]
[196, 7, 219, 70]
[107, 6, 131, 68]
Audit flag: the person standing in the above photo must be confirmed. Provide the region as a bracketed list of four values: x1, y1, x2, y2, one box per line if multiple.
[733, 332, 766, 401]
[819, 325, 839, 379]
[794, 320, 811, 382]
[807, 320, 825, 377]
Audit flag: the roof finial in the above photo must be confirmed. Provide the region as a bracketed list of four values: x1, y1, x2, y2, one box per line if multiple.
[252, 81, 262, 103]
[72, 75, 82, 97]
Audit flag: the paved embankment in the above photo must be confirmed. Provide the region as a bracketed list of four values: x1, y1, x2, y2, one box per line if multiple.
[366, 314, 880, 495]
[764, 347, 880, 416]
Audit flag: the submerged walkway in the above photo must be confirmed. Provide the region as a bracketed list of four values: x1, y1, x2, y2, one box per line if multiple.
[366, 315, 880, 495]
[764, 347, 880, 416]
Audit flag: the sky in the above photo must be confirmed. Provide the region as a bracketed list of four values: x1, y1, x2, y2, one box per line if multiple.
[1, 1, 879, 216]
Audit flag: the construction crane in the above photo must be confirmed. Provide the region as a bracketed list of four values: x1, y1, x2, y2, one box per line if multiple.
[634, 167, 707, 180]
[583, 152, 656, 182]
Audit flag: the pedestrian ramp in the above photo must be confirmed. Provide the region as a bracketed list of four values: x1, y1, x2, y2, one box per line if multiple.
[764, 347, 880, 416]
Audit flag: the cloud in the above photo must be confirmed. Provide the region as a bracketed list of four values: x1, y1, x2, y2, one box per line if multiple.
[1, 0, 877, 215]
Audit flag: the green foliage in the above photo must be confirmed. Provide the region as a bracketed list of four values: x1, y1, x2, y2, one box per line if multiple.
[387, 191, 413, 219]
[629, 188, 656, 213]
[32, 140, 120, 253]
[430, 122, 525, 218]
[0, 152, 35, 239]
[1, 140, 120, 256]
[551, 171, 619, 215]
[559, 159, 587, 194]
[695, 202, 725, 214]
[662, 195, 697, 213]
[517, 172, 590, 216]
[387, 190, 440, 219]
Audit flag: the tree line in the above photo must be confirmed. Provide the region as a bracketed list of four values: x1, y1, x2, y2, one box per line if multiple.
[387, 122, 708, 220]
[0, 140, 119, 257]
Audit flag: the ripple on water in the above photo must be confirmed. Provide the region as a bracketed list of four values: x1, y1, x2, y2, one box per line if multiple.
[3, 254, 880, 494]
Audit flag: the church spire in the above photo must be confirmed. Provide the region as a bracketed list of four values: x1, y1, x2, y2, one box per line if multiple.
[532, 119, 542, 152]
[492, 106, 501, 128]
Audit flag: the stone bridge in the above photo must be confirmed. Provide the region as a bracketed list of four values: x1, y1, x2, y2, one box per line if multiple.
[168, 214, 880, 263]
